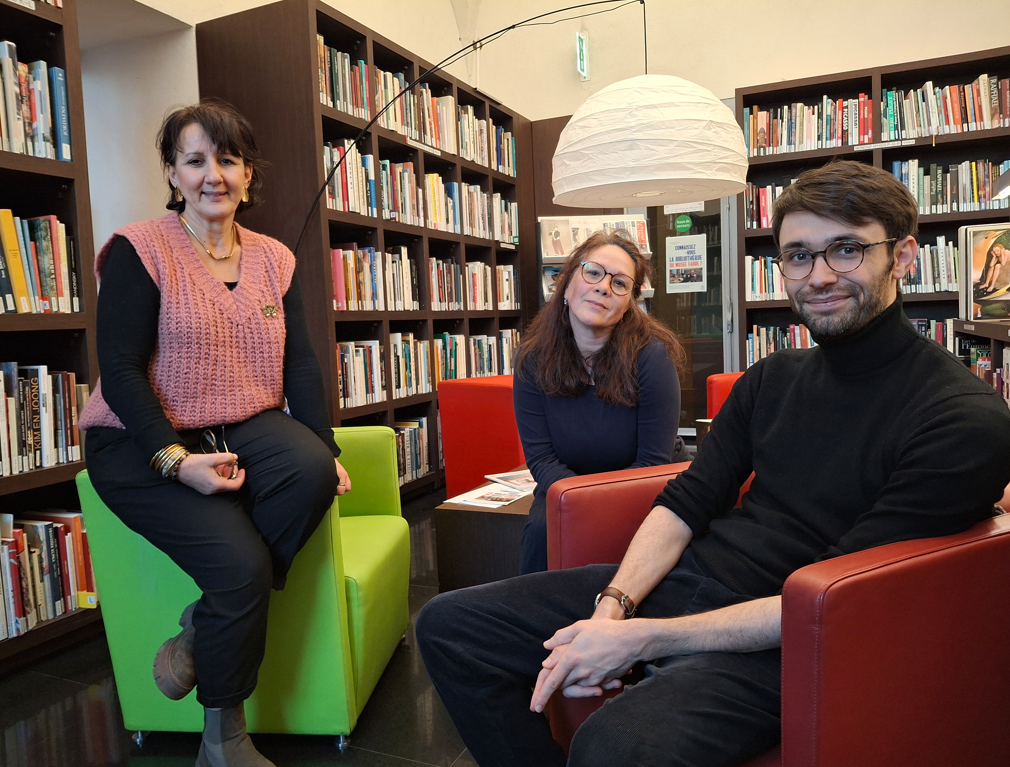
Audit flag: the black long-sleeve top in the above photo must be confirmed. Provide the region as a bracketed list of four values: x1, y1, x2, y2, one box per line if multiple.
[658, 297, 1010, 598]
[96, 236, 339, 460]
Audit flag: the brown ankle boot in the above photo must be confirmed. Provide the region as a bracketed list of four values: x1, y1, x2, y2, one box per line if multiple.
[195, 704, 275, 766]
[153, 601, 197, 699]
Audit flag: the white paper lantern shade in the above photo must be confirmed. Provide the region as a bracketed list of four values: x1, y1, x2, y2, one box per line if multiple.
[552, 74, 749, 208]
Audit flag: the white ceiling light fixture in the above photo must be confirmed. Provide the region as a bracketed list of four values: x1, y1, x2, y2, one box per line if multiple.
[552, 74, 749, 208]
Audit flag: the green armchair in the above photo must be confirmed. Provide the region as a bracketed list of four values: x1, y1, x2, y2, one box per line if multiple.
[76, 425, 410, 742]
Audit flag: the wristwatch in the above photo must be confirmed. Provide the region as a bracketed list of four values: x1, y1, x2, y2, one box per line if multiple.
[594, 586, 636, 618]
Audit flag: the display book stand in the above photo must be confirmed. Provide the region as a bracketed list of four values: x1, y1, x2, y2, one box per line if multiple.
[196, 0, 536, 498]
[0, 0, 102, 669]
[735, 45, 1010, 370]
[536, 214, 655, 302]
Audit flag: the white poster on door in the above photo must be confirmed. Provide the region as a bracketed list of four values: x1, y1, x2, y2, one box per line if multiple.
[665, 234, 707, 294]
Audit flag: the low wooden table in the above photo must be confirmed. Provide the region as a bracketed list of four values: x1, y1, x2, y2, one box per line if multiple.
[435, 487, 532, 592]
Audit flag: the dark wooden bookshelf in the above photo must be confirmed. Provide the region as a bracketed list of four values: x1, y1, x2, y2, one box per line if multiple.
[0, 0, 101, 664]
[196, 0, 535, 496]
[735, 45, 1010, 368]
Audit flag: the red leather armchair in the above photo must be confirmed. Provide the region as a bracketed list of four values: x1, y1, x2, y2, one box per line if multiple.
[545, 466, 1010, 767]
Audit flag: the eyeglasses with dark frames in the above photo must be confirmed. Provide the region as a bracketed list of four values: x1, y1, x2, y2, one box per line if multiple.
[773, 238, 897, 280]
[579, 261, 636, 296]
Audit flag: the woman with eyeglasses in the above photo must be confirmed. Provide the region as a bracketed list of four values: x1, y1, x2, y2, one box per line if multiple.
[513, 230, 690, 573]
[78, 100, 348, 767]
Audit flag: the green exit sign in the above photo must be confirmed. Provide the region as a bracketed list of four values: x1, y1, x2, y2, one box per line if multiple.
[576, 31, 589, 80]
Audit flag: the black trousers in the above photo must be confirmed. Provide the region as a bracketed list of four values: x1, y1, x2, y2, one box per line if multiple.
[85, 409, 337, 708]
[416, 550, 781, 767]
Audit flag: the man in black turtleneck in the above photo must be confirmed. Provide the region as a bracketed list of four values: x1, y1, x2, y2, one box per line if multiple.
[416, 161, 1010, 767]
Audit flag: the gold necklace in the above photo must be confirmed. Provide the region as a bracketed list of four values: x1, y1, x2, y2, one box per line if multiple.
[180, 214, 237, 260]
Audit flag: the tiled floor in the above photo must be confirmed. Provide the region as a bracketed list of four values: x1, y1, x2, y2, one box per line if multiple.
[0, 488, 478, 767]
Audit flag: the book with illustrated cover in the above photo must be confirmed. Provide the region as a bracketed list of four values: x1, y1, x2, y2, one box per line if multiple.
[959, 223, 1010, 319]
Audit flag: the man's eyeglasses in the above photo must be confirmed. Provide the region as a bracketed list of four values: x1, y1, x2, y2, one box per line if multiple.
[579, 261, 636, 296]
[773, 238, 897, 280]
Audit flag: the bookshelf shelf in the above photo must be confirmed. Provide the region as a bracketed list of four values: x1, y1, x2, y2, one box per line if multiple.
[736, 45, 1010, 368]
[0, 313, 90, 331]
[0, 0, 61, 24]
[0, 462, 84, 497]
[0, 151, 76, 179]
[0, 605, 103, 668]
[953, 319, 1010, 344]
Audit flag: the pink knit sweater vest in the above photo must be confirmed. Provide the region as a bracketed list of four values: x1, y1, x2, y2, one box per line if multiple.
[79, 213, 295, 433]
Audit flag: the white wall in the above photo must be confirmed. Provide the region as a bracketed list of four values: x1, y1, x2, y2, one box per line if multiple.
[81, 28, 200, 250]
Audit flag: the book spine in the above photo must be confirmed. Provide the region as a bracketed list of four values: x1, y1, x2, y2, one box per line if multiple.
[48, 67, 71, 161]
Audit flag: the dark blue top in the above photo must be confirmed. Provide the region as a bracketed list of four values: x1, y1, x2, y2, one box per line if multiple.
[514, 339, 690, 572]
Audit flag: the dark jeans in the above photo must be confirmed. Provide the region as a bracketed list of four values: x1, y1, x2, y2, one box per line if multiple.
[85, 409, 337, 708]
[416, 551, 781, 767]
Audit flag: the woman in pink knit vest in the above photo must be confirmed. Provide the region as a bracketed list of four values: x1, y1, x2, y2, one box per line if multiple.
[79, 100, 348, 767]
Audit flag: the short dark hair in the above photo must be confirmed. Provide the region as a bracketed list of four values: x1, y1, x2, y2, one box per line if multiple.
[158, 98, 265, 214]
[771, 160, 918, 246]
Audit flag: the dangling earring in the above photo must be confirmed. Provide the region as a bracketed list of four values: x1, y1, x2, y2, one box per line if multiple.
[242, 186, 249, 203]
[173, 186, 183, 203]
[563, 298, 568, 305]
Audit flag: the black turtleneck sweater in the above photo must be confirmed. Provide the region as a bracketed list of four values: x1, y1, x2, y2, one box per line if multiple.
[656, 297, 1010, 598]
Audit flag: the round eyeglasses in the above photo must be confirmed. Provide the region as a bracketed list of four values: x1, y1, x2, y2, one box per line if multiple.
[579, 261, 636, 296]
[773, 238, 897, 280]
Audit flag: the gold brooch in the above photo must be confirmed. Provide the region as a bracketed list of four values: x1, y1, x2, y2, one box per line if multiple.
[262, 304, 279, 318]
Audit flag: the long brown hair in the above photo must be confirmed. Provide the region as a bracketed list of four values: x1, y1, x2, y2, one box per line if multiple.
[517, 230, 684, 407]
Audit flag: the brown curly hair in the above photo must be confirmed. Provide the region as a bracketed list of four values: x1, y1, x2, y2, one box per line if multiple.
[517, 230, 684, 407]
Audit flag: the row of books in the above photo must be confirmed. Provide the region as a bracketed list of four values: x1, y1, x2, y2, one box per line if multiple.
[880, 75, 1010, 141]
[908, 317, 955, 352]
[1, 510, 98, 643]
[389, 332, 432, 399]
[499, 329, 521, 376]
[496, 264, 520, 310]
[743, 254, 786, 302]
[0, 210, 83, 314]
[1, 363, 89, 477]
[468, 334, 499, 378]
[464, 261, 493, 311]
[316, 39, 370, 120]
[323, 140, 377, 218]
[380, 159, 424, 227]
[394, 416, 430, 486]
[0, 42, 71, 161]
[743, 94, 873, 157]
[314, 40, 517, 176]
[959, 341, 1010, 406]
[456, 108, 516, 176]
[746, 323, 816, 367]
[331, 244, 423, 312]
[903, 237, 960, 294]
[338, 328, 521, 407]
[336, 340, 386, 409]
[743, 179, 792, 230]
[890, 159, 1010, 216]
[429, 256, 463, 311]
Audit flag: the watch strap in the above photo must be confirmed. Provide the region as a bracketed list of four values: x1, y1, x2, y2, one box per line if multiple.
[595, 586, 636, 618]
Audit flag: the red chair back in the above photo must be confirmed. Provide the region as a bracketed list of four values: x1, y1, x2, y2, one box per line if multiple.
[438, 376, 524, 497]
[707, 371, 744, 418]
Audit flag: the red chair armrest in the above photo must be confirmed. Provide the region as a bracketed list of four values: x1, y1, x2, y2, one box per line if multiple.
[780, 514, 1010, 767]
[546, 463, 691, 570]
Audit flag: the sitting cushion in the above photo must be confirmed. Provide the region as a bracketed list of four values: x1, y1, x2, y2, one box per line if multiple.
[339, 515, 411, 707]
